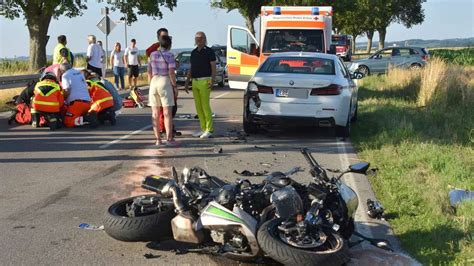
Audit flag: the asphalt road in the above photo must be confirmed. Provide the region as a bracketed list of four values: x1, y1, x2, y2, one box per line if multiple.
[0, 85, 414, 265]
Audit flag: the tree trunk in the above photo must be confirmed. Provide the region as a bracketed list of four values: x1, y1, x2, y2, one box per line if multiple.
[25, 7, 52, 72]
[366, 30, 374, 54]
[245, 16, 256, 37]
[352, 35, 357, 54]
[378, 28, 386, 49]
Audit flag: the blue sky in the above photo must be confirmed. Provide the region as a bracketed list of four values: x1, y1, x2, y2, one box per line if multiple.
[0, 0, 473, 58]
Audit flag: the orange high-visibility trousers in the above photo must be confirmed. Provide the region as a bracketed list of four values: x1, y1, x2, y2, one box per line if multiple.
[64, 101, 91, 127]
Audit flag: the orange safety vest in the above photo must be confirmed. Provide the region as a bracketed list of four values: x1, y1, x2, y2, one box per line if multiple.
[32, 79, 64, 113]
[87, 80, 114, 113]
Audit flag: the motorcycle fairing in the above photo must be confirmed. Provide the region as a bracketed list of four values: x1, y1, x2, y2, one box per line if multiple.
[199, 201, 260, 257]
[338, 182, 358, 219]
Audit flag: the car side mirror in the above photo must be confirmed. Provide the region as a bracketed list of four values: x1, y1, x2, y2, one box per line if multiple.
[351, 71, 364, 79]
[348, 162, 370, 174]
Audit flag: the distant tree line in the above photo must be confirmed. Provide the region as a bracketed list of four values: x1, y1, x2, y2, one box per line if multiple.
[0, 0, 424, 71]
[212, 0, 426, 53]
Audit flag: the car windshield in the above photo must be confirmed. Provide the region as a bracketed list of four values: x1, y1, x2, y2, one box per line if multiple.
[177, 53, 191, 64]
[263, 29, 324, 53]
[331, 36, 347, 45]
[259, 57, 335, 75]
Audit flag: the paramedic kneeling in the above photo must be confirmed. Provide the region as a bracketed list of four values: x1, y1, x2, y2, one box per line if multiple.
[31, 72, 64, 129]
[59, 63, 95, 127]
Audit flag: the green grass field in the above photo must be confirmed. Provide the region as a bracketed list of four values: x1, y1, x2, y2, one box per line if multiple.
[430, 48, 474, 66]
[352, 59, 473, 264]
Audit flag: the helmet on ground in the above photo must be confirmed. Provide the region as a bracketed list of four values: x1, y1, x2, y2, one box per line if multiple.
[40, 71, 57, 82]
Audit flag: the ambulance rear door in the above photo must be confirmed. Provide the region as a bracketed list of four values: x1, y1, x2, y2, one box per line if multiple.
[227, 26, 260, 90]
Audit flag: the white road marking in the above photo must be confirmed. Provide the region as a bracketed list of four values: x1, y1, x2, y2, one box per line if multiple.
[99, 124, 152, 149]
[211, 91, 231, 100]
[336, 139, 375, 241]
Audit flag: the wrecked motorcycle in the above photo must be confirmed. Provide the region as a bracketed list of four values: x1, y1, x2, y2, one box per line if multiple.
[104, 148, 370, 265]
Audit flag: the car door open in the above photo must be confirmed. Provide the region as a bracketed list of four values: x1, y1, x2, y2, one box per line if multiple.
[227, 26, 260, 89]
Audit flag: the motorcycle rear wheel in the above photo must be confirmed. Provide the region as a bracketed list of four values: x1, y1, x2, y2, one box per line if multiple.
[103, 195, 175, 242]
[257, 218, 349, 266]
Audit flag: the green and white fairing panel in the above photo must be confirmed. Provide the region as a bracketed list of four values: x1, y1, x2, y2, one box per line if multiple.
[198, 201, 260, 257]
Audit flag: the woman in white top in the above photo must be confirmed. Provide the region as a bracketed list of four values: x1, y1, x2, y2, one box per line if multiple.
[110, 42, 126, 90]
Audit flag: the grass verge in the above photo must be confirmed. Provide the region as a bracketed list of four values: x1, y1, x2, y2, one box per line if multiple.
[351, 58, 473, 264]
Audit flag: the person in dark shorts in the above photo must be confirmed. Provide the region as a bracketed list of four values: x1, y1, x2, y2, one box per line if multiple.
[124, 39, 141, 89]
[86, 35, 103, 77]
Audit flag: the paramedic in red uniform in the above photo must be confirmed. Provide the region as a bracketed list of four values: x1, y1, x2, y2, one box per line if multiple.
[86, 79, 114, 113]
[59, 63, 95, 127]
[31, 72, 64, 128]
[146, 28, 180, 137]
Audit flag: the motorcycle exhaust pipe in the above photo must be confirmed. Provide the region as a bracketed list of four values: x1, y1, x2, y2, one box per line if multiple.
[160, 180, 186, 214]
[142, 176, 186, 213]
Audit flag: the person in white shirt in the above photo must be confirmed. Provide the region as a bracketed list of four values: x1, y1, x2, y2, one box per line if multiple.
[124, 38, 141, 89]
[86, 35, 103, 77]
[110, 42, 126, 90]
[59, 63, 97, 127]
[97, 40, 106, 77]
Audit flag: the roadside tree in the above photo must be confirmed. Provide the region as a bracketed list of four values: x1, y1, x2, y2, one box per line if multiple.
[0, 0, 177, 72]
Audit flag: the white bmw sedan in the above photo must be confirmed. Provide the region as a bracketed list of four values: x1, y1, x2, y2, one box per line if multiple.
[243, 52, 363, 137]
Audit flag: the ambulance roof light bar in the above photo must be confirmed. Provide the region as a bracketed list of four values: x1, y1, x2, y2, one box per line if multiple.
[273, 7, 281, 15]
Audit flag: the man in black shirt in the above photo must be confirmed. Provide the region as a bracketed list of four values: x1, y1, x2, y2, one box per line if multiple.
[184, 31, 217, 139]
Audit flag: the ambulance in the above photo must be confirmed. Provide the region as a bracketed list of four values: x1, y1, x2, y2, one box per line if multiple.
[226, 6, 333, 89]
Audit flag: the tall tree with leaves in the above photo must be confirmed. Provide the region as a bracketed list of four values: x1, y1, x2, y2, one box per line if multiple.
[0, 0, 177, 71]
[373, 0, 425, 49]
[211, 0, 271, 36]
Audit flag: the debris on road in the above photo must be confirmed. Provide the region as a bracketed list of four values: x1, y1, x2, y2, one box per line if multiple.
[449, 188, 474, 208]
[78, 223, 104, 230]
[260, 163, 272, 168]
[254, 145, 265, 149]
[367, 199, 385, 219]
[367, 167, 379, 176]
[144, 253, 161, 259]
[194, 113, 216, 119]
[233, 170, 269, 176]
[176, 114, 192, 119]
[213, 145, 223, 154]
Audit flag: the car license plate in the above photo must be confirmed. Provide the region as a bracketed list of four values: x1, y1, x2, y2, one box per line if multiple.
[177, 77, 186, 81]
[276, 89, 289, 97]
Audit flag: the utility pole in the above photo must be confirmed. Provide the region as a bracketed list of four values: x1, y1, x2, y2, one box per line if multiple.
[97, 7, 116, 70]
[102, 7, 109, 70]
[124, 13, 128, 46]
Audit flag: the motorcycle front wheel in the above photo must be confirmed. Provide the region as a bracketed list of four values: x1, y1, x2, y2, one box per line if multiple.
[257, 218, 349, 266]
[103, 195, 175, 242]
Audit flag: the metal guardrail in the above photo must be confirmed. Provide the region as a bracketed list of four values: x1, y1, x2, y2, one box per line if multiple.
[0, 66, 147, 90]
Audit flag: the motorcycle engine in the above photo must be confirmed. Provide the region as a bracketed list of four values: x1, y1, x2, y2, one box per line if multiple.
[215, 185, 237, 209]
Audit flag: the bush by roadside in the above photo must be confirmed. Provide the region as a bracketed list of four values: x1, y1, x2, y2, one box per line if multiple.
[351, 58, 473, 264]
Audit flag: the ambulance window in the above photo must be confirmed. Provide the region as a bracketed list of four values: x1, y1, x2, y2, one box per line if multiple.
[263, 29, 324, 53]
[230, 28, 257, 55]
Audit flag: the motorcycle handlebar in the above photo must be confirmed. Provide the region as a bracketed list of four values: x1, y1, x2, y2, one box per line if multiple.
[300, 148, 329, 181]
